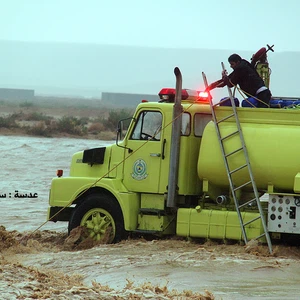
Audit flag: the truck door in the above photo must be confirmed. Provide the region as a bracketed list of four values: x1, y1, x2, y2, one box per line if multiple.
[123, 110, 163, 193]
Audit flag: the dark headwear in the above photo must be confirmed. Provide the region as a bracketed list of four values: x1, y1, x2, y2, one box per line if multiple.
[228, 54, 242, 63]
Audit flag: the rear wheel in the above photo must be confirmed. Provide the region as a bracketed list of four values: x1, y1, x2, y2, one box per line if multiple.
[68, 194, 126, 243]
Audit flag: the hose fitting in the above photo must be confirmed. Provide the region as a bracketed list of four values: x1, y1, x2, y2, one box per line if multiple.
[216, 195, 228, 205]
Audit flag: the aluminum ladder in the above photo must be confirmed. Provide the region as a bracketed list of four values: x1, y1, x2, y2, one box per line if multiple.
[202, 67, 272, 254]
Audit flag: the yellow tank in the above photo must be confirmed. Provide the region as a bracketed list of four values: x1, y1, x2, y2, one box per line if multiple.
[198, 107, 300, 194]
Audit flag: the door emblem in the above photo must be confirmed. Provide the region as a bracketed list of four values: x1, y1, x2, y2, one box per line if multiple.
[131, 159, 148, 180]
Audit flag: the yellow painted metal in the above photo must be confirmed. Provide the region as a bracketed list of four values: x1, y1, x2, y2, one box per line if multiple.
[122, 140, 163, 194]
[46, 207, 51, 220]
[69, 150, 108, 178]
[137, 214, 175, 234]
[177, 103, 211, 195]
[294, 173, 300, 193]
[177, 135, 202, 195]
[198, 107, 300, 194]
[49, 177, 140, 231]
[141, 193, 165, 210]
[81, 207, 115, 242]
[176, 208, 265, 241]
[69, 145, 124, 179]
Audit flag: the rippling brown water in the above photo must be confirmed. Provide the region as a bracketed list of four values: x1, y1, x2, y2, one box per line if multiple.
[1, 135, 300, 299]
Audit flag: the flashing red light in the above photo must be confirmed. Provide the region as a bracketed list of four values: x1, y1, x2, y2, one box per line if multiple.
[141, 99, 148, 103]
[199, 91, 209, 98]
[56, 169, 63, 177]
[196, 91, 210, 103]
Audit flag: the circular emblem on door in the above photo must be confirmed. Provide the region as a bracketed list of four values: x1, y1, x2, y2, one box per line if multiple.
[131, 159, 148, 180]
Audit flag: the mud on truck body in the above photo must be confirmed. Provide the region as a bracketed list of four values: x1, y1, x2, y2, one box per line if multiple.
[48, 52, 300, 253]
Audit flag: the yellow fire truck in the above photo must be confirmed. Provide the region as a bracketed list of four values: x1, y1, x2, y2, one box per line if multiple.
[48, 47, 300, 253]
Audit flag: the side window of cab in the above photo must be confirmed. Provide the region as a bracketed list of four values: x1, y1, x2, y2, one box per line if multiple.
[181, 112, 191, 136]
[194, 113, 212, 137]
[130, 111, 162, 141]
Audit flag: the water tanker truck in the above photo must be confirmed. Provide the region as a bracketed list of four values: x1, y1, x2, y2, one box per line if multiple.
[47, 51, 300, 252]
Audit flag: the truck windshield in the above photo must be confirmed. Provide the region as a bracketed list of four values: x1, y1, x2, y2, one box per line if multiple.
[130, 111, 162, 141]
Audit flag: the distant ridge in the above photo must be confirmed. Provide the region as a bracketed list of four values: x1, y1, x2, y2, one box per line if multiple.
[0, 40, 299, 98]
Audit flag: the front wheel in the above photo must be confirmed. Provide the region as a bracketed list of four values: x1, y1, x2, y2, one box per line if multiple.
[68, 194, 126, 243]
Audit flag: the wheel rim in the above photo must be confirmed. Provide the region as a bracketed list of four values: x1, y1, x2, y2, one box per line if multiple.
[80, 208, 115, 243]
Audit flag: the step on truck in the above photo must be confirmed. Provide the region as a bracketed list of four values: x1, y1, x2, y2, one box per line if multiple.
[48, 55, 300, 252]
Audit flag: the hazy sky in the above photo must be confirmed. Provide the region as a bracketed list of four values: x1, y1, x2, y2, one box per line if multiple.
[1, 0, 299, 52]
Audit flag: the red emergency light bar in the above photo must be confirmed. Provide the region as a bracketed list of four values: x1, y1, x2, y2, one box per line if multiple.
[158, 88, 209, 103]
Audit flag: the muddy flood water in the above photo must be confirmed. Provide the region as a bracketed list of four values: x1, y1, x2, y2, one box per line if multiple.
[1, 135, 300, 299]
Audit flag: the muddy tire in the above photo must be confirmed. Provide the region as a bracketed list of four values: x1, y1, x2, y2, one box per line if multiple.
[68, 194, 126, 243]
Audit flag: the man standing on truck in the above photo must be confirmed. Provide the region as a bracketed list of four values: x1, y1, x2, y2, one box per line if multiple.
[206, 54, 272, 108]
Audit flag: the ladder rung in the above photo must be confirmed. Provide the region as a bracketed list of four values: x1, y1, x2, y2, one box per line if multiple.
[216, 113, 235, 124]
[233, 180, 252, 192]
[225, 147, 244, 158]
[238, 198, 257, 209]
[254, 233, 266, 240]
[229, 164, 248, 175]
[243, 215, 261, 227]
[221, 130, 239, 141]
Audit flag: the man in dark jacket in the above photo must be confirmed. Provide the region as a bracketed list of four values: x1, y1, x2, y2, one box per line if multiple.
[206, 54, 272, 108]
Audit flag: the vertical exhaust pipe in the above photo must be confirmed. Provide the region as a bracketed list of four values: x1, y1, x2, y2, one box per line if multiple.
[167, 67, 183, 208]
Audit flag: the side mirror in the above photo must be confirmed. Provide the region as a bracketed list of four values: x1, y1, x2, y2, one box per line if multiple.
[117, 120, 124, 141]
[116, 117, 134, 153]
